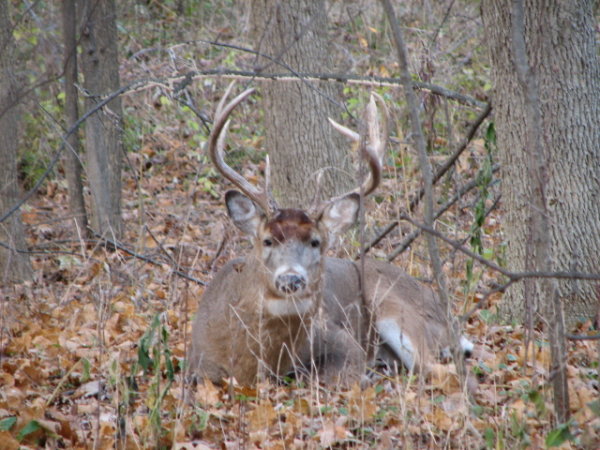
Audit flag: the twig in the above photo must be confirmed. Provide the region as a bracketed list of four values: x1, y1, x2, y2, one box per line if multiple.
[386, 169, 500, 262]
[363, 102, 492, 254]
[92, 232, 207, 286]
[380, 0, 469, 396]
[399, 214, 600, 323]
[400, 215, 600, 283]
[566, 333, 600, 341]
[117, 68, 488, 110]
[0, 83, 136, 224]
[132, 38, 486, 108]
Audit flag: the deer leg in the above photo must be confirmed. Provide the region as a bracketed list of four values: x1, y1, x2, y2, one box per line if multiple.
[300, 326, 365, 387]
[376, 318, 417, 371]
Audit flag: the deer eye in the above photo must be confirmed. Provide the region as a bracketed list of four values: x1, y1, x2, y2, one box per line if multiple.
[263, 239, 273, 247]
[310, 239, 320, 248]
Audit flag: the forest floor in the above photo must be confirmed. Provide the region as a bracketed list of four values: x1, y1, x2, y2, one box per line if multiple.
[2, 1, 600, 449]
[1, 101, 599, 449]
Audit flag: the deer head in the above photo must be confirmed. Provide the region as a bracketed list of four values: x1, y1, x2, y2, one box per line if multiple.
[209, 83, 389, 311]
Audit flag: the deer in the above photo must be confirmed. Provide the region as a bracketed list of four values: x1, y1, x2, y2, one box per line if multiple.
[189, 84, 473, 387]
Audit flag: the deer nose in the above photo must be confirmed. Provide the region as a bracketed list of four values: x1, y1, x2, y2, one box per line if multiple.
[276, 273, 307, 294]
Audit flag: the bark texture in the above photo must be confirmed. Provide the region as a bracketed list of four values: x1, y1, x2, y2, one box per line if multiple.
[250, 0, 353, 208]
[62, 0, 89, 239]
[80, 0, 123, 238]
[481, 0, 600, 328]
[0, 0, 32, 283]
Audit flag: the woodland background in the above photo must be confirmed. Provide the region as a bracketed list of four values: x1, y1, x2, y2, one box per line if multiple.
[0, 1, 599, 449]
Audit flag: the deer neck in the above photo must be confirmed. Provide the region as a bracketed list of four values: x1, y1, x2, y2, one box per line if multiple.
[228, 256, 322, 377]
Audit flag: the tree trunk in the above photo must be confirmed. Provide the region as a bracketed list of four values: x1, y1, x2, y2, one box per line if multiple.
[481, 0, 600, 329]
[250, 0, 353, 208]
[79, 0, 123, 239]
[0, 0, 32, 283]
[62, 0, 89, 239]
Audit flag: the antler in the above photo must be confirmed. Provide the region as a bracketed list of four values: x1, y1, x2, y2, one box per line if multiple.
[309, 92, 390, 216]
[209, 82, 278, 216]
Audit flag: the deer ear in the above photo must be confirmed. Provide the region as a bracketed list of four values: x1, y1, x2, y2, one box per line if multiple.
[318, 193, 360, 242]
[226, 190, 265, 236]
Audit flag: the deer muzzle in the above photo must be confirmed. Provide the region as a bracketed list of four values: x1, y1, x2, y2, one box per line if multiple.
[275, 273, 307, 295]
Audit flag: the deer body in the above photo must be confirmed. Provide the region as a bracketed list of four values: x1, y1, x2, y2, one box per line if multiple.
[189, 86, 472, 387]
[190, 254, 372, 386]
[190, 253, 459, 386]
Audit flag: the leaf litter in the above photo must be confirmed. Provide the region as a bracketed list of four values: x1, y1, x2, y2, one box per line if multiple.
[2, 10, 599, 449]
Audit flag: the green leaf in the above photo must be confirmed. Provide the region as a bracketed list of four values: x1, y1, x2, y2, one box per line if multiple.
[17, 420, 41, 441]
[0, 416, 16, 431]
[484, 427, 495, 448]
[528, 390, 546, 414]
[485, 122, 496, 146]
[471, 404, 484, 417]
[483, 247, 494, 260]
[587, 399, 600, 417]
[545, 423, 574, 448]
[162, 326, 175, 381]
[189, 120, 200, 132]
[82, 357, 91, 382]
[138, 314, 160, 373]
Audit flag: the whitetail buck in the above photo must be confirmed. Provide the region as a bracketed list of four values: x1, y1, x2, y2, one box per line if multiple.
[189, 84, 473, 386]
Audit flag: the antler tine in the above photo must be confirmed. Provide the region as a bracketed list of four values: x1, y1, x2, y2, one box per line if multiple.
[316, 92, 389, 215]
[307, 170, 325, 216]
[209, 82, 278, 216]
[361, 92, 389, 197]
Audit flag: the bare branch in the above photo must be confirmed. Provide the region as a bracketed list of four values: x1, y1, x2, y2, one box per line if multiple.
[0, 83, 134, 225]
[380, 0, 469, 396]
[386, 170, 500, 262]
[400, 214, 600, 283]
[566, 333, 600, 341]
[363, 103, 493, 255]
[91, 231, 207, 286]
[101, 70, 487, 110]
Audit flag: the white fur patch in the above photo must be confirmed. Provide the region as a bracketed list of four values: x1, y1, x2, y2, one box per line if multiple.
[376, 318, 415, 371]
[461, 336, 474, 353]
[273, 265, 308, 281]
[266, 297, 313, 317]
[441, 336, 475, 359]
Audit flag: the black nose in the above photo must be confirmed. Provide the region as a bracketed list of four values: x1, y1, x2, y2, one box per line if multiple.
[276, 273, 307, 294]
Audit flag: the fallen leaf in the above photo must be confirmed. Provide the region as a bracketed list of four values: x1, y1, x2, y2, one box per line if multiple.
[0, 430, 20, 450]
[247, 400, 277, 431]
[195, 379, 221, 407]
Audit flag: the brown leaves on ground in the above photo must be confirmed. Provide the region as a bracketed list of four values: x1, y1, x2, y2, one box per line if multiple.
[2, 18, 599, 449]
[2, 121, 600, 449]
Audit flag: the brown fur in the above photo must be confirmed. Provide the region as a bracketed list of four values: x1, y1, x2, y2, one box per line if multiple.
[190, 90, 469, 387]
[189, 199, 460, 386]
[266, 209, 314, 243]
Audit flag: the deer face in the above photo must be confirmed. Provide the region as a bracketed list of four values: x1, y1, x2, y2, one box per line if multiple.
[226, 190, 360, 316]
[260, 208, 322, 297]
